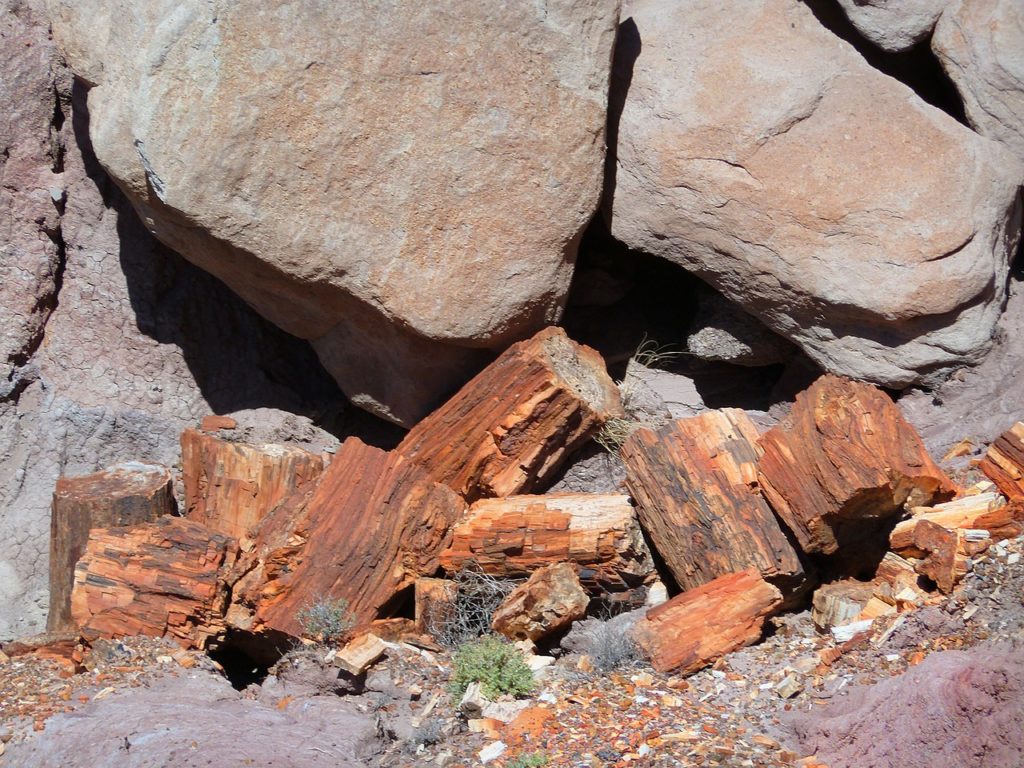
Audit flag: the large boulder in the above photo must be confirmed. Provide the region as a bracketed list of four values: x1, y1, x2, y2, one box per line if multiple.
[609, 0, 1023, 391]
[933, 0, 1024, 166]
[47, 0, 621, 424]
[835, 0, 948, 52]
[0, 3, 344, 640]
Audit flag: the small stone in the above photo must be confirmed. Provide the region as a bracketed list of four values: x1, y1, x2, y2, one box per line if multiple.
[1007, 552, 1020, 565]
[478, 741, 507, 764]
[458, 681, 489, 718]
[0, 650, 9, 665]
[775, 674, 803, 699]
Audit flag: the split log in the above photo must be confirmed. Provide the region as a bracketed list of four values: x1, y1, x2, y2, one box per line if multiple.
[181, 428, 324, 539]
[491, 562, 589, 642]
[631, 569, 782, 674]
[70, 516, 238, 649]
[912, 520, 969, 594]
[979, 422, 1024, 500]
[48, 463, 176, 632]
[889, 492, 1021, 555]
[438, 494, 655, 593]
[873, 552, 927, 606]
[396, 327, 623, 501]
[228, 437, 466, 637]
[811, 580, 877, 631]
[620, 410, 806, 599]
[758, 375, 955, 555]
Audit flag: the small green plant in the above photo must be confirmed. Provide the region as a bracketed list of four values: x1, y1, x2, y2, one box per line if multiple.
[449, 634, 535, 700]
[295, 595, 355, 644]
[507, 753, 549, 768]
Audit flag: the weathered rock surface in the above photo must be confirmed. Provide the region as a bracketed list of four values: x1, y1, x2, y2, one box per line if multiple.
[609, 0, 1023, 390]
[685, 288, 794, 367]
[181, 428, 324, 539]
[48, 0, 621, 425]
[0, 19, 344, 641]
[836, 0, 948, 51]
[934, 0, 1024, 164]
[48, 462, 176, 632]
[788, 644, 1024, 768]
[758, 376, 956, 555]
[439, 493, 655, 593]
[7, 669, 381, 767]
[491, 562, 589, 642]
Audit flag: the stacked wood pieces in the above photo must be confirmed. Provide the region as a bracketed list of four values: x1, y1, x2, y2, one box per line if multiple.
[48, 463, 176, 632]
[979, 422, 1024, 500]
[621, 409, 806, 600]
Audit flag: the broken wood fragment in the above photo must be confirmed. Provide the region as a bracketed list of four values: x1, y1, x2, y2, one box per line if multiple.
[70, 516, 238, 649]
[912, 520, 969, 594]
[491, 562, 589, 642]
[200, 414, 238, 432]
[415, 577, 458, 635]
[889, 492, 1020, 555]
[335, 632, 387, 676]
[439, 493, 654, 593]
[979, 422, 1024, 501]
[48, 463, 176, 632]
[397, 327, 623, 501]
[631, 569, 782, 674]
[181, 428, 324, 539]
[621, 409, 807, 599]
[758, 375, 955, 555]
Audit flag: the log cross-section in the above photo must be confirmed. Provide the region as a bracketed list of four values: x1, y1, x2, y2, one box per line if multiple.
[758, 375, 956, 555]
[621, 409, 806, 599]
[396, 327, 623, 501]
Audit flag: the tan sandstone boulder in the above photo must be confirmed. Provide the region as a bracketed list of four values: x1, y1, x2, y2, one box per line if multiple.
[836, 0, 948, 51]
[47, 0, 621, 425]
[609, 0, 1023, 391]
[933, 0, 1024, 166]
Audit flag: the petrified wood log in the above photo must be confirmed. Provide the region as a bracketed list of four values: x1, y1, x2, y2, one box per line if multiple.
[621, 409, 806, 599]
[889, 492, 1021, 555]
[396, 327, 623, 501]
[979, 422, 1024, 500]
[491, 562, 589, 642]
[228, 437, 466, 636]
[181, 428, 324, 539]
[631, 568, 782, 674]
[912, 520, 969, 594]
[48, 463, 176, 632]
[758, 375, 956, 555]
[438, 493, 655, 593]
[70, 516, 238, 649]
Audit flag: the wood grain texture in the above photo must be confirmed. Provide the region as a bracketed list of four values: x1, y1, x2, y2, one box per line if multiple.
[621, 410, 805, 597]
[229, 437, 466, 637]
[397, 327, 623, 501]
[912, 520, 968, 594]
[758, 375, 955, 555]
[70, 516, 237, 649]
[181, 428, 324, 539]
[631, 568, 782, 674]
[979, 422, 1024, 500]
[48, 463, 176, 632]
[438, 493, 655, 593]
[889, 492, 1021, 554]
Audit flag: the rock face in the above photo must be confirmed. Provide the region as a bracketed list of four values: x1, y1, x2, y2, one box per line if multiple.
[47, 0, 621, 425]
[0, 1, 344, 641]
[835, 0, 948, 51]
[933, 0, 1024, 165]
[609, 0, 1023, 390]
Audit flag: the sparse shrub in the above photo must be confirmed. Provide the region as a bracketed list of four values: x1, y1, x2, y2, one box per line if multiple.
[507, 753, 549, 768]
[427, 565, 518, 649]
[594, 417, 641, 453]
[295, 595, 355, 644]
[449, 634, 535, 700]
[583, 619, 639, 673]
